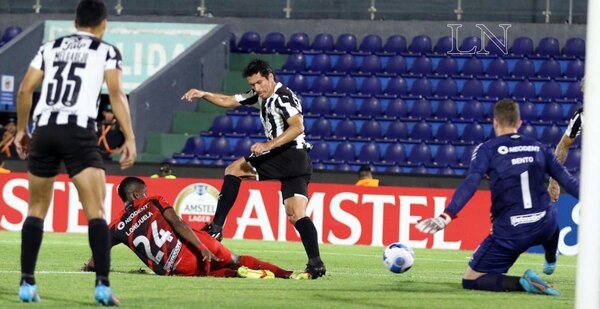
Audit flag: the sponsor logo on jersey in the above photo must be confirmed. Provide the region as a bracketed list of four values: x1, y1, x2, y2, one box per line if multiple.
[174, 183, 220, 229]
[510, 210, 546, 226]
[497, 145, 539, 155]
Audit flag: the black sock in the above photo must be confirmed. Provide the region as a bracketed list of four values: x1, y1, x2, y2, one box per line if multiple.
[88, 218, 111, 287]
[543, 228, 560, 263]
[462, 274, 524, 292]
[20, 216, 44, 285]
[294, 217, 322, 265]
[212, 175, 241, 226]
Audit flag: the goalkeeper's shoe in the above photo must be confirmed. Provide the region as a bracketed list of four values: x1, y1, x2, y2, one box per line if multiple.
[236, 266, 275, 279]
[543, 260, 557, 275]
[201, 223, 223, 242]
[95, 284, 120, 306]
[19, 283, 40, 303]
[519, 269, 560, 296]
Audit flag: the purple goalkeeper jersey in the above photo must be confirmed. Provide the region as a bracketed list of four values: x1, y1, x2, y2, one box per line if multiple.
[445, 133, 579, 238]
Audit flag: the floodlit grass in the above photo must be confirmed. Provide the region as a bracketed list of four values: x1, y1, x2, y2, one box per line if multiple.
[0, 232, 574, 308]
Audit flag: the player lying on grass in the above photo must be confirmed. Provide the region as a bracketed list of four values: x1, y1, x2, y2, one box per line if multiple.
[81, 177, 297, 279]
[417, 99, 579, 296]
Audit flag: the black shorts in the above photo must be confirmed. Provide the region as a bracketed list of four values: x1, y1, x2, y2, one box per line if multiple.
[245, 146, 312, 200]
[28, 124, 104, 178]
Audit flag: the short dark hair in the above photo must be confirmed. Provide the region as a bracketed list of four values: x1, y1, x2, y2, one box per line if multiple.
[494, 99, 520, 127]
[242, 59, 274, 79]
[76, 0, 108, 28]
[358, 164, 373, 178]
[117, 177, 145, 202]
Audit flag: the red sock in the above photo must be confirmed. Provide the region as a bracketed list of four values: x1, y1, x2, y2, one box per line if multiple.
[207, 268, 238, 277]
[238, 255, 293, 279]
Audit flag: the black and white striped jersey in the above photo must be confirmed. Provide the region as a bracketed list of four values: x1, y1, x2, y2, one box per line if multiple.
[235, 82, 308, 149]
[564, 107, 583, 139]
[29, 31, 122, 131]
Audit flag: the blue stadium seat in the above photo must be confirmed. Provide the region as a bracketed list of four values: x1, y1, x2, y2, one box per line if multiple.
[459, 36, 482, 53]
[308, 117, 332, 137]
[564, 148, 581, 171]
[565, 81, 583, 100]
[359, 119, 382, 139]
[435, 79, 458, 98]
[359, 55, 382, 74]
[385, 121, 409, 140]
[539, 125, 562, 145]
[310, 75, 334, 94]
[434, 57, 458, 76]
[311, 33, 334, 52]
[486, 79, 510, 99]
[335, 33, 358, 53]
[409, 35, 432, 54]
[359, 34, 383, 53]
[520, 101, 538, 122]
[539, 80, 563, 100]
[437, 167, 455, 175]
[334, 96, 357, 116]
[485, 58, 509, 78]
[410, 121, 433, 141]
[234, 114, 259, 134]
[383, 35, 407, 54]
[386, 165, 403, 173]
[540, 102, 565, 123]
[383, 143, 406, 164]
[434, 144, 458, 166]
[237, 31, 261, 53]
[180, 136, 205, 155]
[312, 161, 326, 171]
[511, 58, 535, 78]
[434, 36, 456, 54]
[458, 145, 476, 167]
[334, 141, 357, 162]
[1, 25, 22, 44]
[460, 100, 485, 121]
[562, 37, 585, 58]
[232, 137, 253, 157]
[210, 115, 233, 134]
[334, 76, 357, 94]
[565, 59, 585, 79]
[359, 76, 382, 96]
[518, 123, 537, 139]
[308, 53, 332, 73]
[336, 163, 353, 171]
[359, 97, 382, 117]
[512, 80, 536, 100]
[409, 56, 433, 75]
[410, 99, 433, 119]
[536, 37, 560, 57]
[384, 55, 407, 74]
[311, 142, 331, 161]
[461, 79, 484, 98]
[358, 142, 381, 162]
[538, 59, 562, 79]
[410, 166, 428, 174]
[386, 99, 409, 119]
[385, 76, 408, 96]
[207, 136, 231, 157]
[262, 32, 286, 53]
[408, 143, 432, 165]
[334, 118, 357, 138]
[461, 122, 485, 144]
[309, 95, 331, 115]
[287, 32, 310, 52]
[282, 53, 306, 72]
[510, 37, 534, 56]
[436, 99, 458, 120]
[332, 53, 357, 74]
[287, 74, 308, 93]
[410, 78, 433, 97]
[485, 37, 507, 56]
[435, 122, 459, 142]
[460, 58, 484, 77]
[568, 104, 583, 119]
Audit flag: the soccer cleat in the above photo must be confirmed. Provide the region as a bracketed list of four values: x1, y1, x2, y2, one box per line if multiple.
[95, 284, 120, 306]
[19, 283, 40, 303]
[519, 269, 560, 296]
[543, 260, 556, 275]
[236, 266, 275, 279]
[289, 272, 312, 280]
[290, 263, 327, 280]
[202, 223, 223, 242]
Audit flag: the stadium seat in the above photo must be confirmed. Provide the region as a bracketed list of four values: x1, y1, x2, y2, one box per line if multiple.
[359, 55, 382, 74]
[311, 142, 331, 161]
[460, 58, 484, 77]
[436, 99, 458, 120]
[210, 115, 233, 134]
[565, 59, 585, 79]
[207, 136, 231, 157]
[458, 145, 477, 167]
[359, 76, 382, 96]
[386, 99, 409, 119]
[461, 122, 485, 144]
[311, 33, 334, 52]
[434, 144, 458, 166]
[359, 97, 382, 117]
[435, 122, 459, 142]
[334, 96, 357, 116]
[409, 56, 433, 75]
[359, 34, 383, 53]
[562, 37, 585, 58]
[308, 53, 332, 73]
[434, 36, 456, 54]
[485, 37, 508, 56]
[565, 81, 583, 100]
[539, 80, 563, 100]
[359, 119, 382, 139]
[434, 57, 458, 76]
[234, 114, 259, 134]
[385, 165, 403, 173]
[511, 58, 535, 78]
[512, 80, 536, 100]
[358, 142, 381, 162]
[461, 79, 484, 98]
[335, 76, 357, 94]
[232, 137, 254, 157]
[519, 101, 538, 122]
[410, 99, 433, 119]
[486, 79, 510, 99]
[540, 102, 565, 123]
[309, 96, 331, 115]
[410, 78, 433, 97]
[459, 36, 482, 53]
[383, 143, 406, 164]
[282, 53, 306, 72]
[385, 121, 409, 140]
[539, 125, 562, 145]
[564, 148, 581, 170]
[461, 100, 485, 121]
[1, 25, 22, 44]
[237, 31, 261, 53]
[510, 37, 534, 56]
[434, 79, 458, 98]
[437, 167, 455, 175]
[332, 53, 357, 74]
[308, 117, 332, 137]
[334, 118, 358, 138]
[287, 32, 310, 52]
[410, 121, 433, 141]
[408, 143, 432, 165]
[334, 141, 357, 162]
[409, 35, 432, 54]
[536, 37, 560, 57]
[410, 166, 428, 174]
[335, 33, 358, 53]
[485, 58, 509, 78]
[383, 35, 408, 54]
[180, 136, 205, 155]
[262, 32, 286, 53]
[312, 161, 326, 170]
[310, 75, 334, 94]
[384, 55, 407, 74]
[538, 59, 562, 79]
[287, 74, 308, 93]
[518, 123, 537, 139]
[385, 76, 408, 96]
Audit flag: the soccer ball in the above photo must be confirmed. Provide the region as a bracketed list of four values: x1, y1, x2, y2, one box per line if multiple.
[383, 242, 415, 274]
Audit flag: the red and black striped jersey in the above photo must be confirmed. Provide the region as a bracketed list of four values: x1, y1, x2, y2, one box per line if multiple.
[109, 196, 183, 275]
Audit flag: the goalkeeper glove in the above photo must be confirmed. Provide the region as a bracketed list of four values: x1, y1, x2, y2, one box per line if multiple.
[416, 212, 452, 234]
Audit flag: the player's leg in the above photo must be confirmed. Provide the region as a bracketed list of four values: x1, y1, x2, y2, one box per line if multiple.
[541, 227, 560, 275]
[236, 255, 293, 279]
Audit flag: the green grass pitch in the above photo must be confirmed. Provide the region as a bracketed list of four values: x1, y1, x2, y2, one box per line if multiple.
[0, 232, 575, 308]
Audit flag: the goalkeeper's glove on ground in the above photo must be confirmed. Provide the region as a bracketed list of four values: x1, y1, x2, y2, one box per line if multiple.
[416, 212, 452, 234]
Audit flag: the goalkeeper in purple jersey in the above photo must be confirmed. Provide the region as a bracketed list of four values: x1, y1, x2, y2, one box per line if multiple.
[417, 99, 579, 296]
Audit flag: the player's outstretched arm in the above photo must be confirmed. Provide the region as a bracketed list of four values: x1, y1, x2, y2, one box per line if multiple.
[105, 69, 136, 170]
[181, 88, 241, 109]
[15, 67, 43, 160]
[548, 135, 576, 202]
